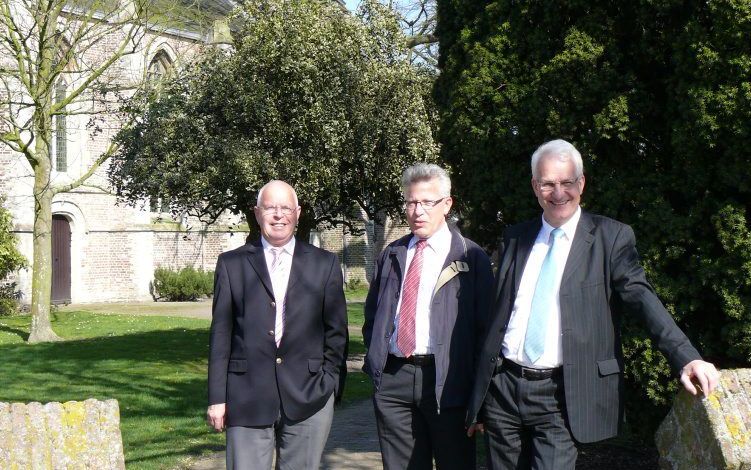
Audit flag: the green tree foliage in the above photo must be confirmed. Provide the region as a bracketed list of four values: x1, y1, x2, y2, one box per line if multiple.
[0, 201, 26, 315]
[109, 0, 438, 237]
[436, 0, 751, 437]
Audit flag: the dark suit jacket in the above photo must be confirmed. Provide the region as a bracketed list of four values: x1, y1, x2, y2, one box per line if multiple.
[363, 227, 493, 410]
[467, 212, 701, 443]
[208, 238, 347, 427]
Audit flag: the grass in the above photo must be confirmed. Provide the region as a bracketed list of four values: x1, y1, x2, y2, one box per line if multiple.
[0, 305, 373, 469]
[0, 311, 221, 470]
[344, 286, 368, 302]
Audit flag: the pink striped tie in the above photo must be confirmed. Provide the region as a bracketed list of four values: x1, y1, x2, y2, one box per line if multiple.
[270, 248, 285, 347]
[396, 239, 427, 357]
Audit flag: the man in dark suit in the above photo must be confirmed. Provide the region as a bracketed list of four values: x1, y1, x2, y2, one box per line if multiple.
[363, 163, 494, 470]
[207, 180, 347, 470]
[466, 139, 720, 469]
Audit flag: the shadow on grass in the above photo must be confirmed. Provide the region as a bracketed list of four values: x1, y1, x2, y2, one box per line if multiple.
[0, 323, 29, 341]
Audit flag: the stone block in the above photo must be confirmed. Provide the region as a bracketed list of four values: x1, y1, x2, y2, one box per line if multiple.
[0, 398, 125, 469]
[655, 368, 751, 470]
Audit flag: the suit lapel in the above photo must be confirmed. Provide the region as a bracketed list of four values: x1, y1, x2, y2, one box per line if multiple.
[388, 237, 410, 285]
[513, 219, 542, 295]
[245, 240, 274, 298]
[286, 238, 310, 293]
[561, 211, 595, 285]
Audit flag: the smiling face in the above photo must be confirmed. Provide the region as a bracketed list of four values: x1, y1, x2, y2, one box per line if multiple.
[532, 153, 585, 227]
[404, 178, 452, 239]
[254, 181, 301, 247]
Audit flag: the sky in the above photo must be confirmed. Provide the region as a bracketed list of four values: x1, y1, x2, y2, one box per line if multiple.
[344, 0, 359, 12]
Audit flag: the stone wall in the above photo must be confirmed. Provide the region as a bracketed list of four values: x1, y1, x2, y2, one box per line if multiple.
[0, 399, 125, 469]
[655, 368, 751, 470]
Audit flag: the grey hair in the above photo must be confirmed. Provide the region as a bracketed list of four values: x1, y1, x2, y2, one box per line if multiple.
[401, 163, 452, 198]
[530, 139, 584, 179]
[256, 180, 299, 207]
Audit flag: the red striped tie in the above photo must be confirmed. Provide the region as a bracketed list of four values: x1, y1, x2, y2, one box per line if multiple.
[396, 239, 427, 357]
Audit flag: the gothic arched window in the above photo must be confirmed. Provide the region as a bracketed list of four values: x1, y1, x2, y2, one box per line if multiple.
[147, 50, 173, 82]
[53, 79, 67, 172]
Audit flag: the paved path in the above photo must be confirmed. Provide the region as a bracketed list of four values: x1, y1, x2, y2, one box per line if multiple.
[182, 398, 383, 470]
[60, 299, 214, 319]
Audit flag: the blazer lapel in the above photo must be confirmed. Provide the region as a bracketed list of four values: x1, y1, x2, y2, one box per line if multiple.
[561, 211, 595, 285]
[286, 238, 310, 293]
[513, 219, 542, 295]
[245, 240, 275, 298]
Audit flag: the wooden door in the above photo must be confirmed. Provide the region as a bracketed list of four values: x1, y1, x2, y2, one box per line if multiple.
[51, 215, 71, 304]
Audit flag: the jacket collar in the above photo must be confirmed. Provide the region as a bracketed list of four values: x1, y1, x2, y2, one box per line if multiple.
[387, 225, 467, 279]
[244, 237, 313, 298]
[512, 211, 595, 292]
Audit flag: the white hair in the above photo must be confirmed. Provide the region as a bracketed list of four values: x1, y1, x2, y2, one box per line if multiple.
[401, 163, 451, 198]
[530, 139, 584, 179]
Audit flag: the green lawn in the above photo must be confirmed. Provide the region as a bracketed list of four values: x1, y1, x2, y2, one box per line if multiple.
[347, 301, 365, 328]
[0, 307, 372, 469]
[0, 311, 221, 470]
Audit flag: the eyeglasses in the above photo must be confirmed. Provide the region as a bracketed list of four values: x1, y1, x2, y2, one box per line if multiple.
[259, 205, 296, 215]
[404, 198, 446, 212]
[536, 178, 580, 193]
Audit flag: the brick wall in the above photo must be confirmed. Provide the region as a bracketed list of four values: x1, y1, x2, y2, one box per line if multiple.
[318, 218, 410, 286]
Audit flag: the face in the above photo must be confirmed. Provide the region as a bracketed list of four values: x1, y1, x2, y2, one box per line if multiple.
[404, 178, 452, 239]
[532, 154, 585, 227]
[254, 181, 301, 247]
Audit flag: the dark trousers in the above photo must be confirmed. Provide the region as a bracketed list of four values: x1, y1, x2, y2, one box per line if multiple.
[373, 355, 475, 470]
[482, 363, 577, 470]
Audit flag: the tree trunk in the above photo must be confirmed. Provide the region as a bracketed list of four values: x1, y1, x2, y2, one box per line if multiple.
[295, 209, 316, 243]
[28, 150, 61, 343]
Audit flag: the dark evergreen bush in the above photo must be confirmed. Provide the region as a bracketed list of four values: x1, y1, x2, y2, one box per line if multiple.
[153, 267, 214, 301]
[436, 0, 751, 439]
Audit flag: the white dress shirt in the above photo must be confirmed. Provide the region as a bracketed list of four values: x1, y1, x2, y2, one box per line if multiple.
[390, 222, 452, 356]
[501, 207, 581, 368]
[261, 236, 295, 345]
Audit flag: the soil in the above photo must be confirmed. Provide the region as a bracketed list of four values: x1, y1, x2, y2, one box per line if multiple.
[576, 441, 659, 469]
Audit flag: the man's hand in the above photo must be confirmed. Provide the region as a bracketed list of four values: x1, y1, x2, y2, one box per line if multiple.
[466, 423, 484, 437]
[207, 403, 226, 432]
[680, 360, 720, 398]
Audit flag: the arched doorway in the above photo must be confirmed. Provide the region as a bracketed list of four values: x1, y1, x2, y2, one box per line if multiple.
[51, 214, 71, 304]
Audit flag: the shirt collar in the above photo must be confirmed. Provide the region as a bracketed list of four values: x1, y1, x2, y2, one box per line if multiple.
[410, 221, 450, 252]
[261, 236, 296, 255]
[540, 206, 581, 242]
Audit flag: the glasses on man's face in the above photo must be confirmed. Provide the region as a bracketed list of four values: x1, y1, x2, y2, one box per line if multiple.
[404, 197, 445, 212]
[259, 205, 296, 215]
[536, 178, 580, 194]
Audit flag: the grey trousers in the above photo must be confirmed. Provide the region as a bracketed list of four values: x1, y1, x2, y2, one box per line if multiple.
[226, 394, 335, 470]
[482, 365, 577, 470]
[373, 356, 475, 470]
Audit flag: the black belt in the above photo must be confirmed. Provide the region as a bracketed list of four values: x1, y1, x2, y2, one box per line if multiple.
[496, 358, 561, 381]
[388, 354, 435, 367]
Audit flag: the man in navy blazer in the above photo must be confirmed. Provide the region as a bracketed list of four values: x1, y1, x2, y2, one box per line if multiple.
[466, 139, 720, 469]
[364, 163, 494, 469]
[207, 180, 347, 470]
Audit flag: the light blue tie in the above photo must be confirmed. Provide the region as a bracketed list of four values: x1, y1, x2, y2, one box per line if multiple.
[524, 228, 565, 363]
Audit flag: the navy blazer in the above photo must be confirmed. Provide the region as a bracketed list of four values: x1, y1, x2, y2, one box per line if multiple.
[208, 238, 348, 426]
[363, 227, 493, 410]
[467, 212, 701, 443]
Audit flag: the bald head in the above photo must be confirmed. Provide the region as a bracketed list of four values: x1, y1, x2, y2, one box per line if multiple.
[256, 180, 299, 207]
